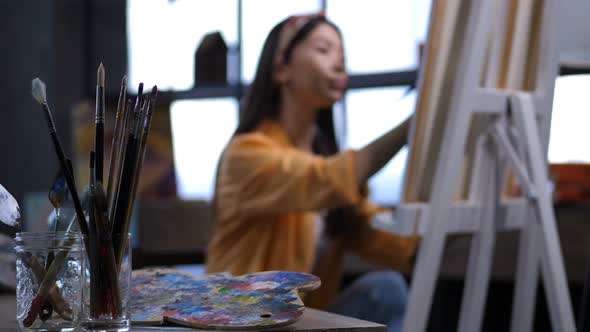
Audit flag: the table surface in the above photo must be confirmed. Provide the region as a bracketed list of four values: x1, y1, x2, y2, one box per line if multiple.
[0, 294, 385, 332]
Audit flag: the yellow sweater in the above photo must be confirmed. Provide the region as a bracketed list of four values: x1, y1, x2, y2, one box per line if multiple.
[206, 120, 418, 300]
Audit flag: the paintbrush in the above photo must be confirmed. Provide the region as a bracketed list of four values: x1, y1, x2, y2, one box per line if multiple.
[95, 63, 105, 184]
[88, 158, 96, 222]
[111, 83, 143, 267]
[133, 95, 150, 160]
[25, 78, 90, 327]
[91, 132, 124, 317]
[21, 232, 84, 327]
[1, 184, 73, 321]
[31, 78, 89, 236]
[106, 75, 127, 230]
[0, 185, 77, 320]
[87, 151, 100, 314]
[127, 88, 157, 236]
[94, 182, 122, 317]
[88, 153, 122, 318]
[108, 98, 133, 226]
[115, 86, 157, 267]
[40, 166, 71, 321]
[27, 255, 73, 321]
[131, 95, 148, 171]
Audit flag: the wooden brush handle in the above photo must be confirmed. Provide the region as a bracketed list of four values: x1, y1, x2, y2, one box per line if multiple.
[22, 238, 77, 325]
[29, 256, 73, 321]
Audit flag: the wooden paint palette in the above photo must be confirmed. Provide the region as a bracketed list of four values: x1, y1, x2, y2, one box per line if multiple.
[130, 268, 321, 330]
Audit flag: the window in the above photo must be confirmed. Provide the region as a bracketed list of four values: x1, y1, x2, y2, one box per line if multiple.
[127, 0, 238, 91]
[548, 74, 590, 163]
[241, 0, 321, 82]
[128, 0, 433, 202]
[345, 87, 416, 205]
[326, 0, 421, 74]
[170, 98, 238, 200]
[326, 0, 430, 205]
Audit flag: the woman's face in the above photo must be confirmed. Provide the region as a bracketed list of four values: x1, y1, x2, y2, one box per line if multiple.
[278, 23, 348, 109]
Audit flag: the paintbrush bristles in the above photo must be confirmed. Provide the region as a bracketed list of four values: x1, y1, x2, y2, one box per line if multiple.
[31, 78, 47, 104]
[98, 63, 105, 86]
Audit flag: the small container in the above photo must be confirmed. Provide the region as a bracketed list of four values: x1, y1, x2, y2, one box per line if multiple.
[15, 231, 85, 332]
[81, 233, 132, 332]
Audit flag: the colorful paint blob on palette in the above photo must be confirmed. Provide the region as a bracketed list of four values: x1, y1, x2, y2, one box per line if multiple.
[130, 268, 321, 330]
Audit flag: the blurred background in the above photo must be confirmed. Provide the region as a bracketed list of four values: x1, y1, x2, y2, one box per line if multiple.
[0, 1, 589, 329]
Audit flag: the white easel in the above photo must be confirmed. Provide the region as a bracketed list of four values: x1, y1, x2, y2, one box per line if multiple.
[375, 0, 577, 331]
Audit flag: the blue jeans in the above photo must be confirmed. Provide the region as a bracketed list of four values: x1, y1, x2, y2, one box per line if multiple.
[328, 271, 408, 332]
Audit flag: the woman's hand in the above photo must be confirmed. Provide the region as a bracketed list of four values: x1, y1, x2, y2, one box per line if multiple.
[323, 205, 371, 244]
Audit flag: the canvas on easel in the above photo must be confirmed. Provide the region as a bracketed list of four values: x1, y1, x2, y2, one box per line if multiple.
[402, 0, 464, 203]
[374, 0, 576, 331]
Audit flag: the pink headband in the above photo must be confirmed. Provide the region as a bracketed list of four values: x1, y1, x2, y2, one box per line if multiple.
[277, 12, 326, 61]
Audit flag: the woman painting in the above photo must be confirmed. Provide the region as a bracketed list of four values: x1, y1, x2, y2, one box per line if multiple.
[206, 13, 418, 332]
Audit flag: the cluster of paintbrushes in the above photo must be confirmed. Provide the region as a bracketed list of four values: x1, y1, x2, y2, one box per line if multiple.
[24, 63, 158, 325]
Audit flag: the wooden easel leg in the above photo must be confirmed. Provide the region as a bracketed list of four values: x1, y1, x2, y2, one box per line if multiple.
[510, 214, 540, 332]
[458, 140, 499, 332]
[402, 221, 449, 332]
[512, 94, 576, 331]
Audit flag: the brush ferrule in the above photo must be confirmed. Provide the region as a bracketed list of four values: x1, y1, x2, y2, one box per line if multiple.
[42, 103, 57, 133]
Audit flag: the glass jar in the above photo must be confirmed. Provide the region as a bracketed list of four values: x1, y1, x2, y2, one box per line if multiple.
[81, 233, 131, 332]
[15, 231, 85, 332]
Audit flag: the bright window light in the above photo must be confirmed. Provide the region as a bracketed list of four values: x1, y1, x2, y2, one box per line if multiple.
[126, 0, 435, 204]
[345, 87, 416, 205]
[548, 74, 590, 163]
[170, 99, 238, 200]
[127, 0, 237, 91]
[241, 0, 321, 82]
[412, 0, 432, 43]
[326, 0, 430, 74]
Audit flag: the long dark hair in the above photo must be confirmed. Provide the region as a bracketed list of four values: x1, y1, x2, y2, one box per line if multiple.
[213, 16, 348, 220]
[235, 15, 340, 157]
